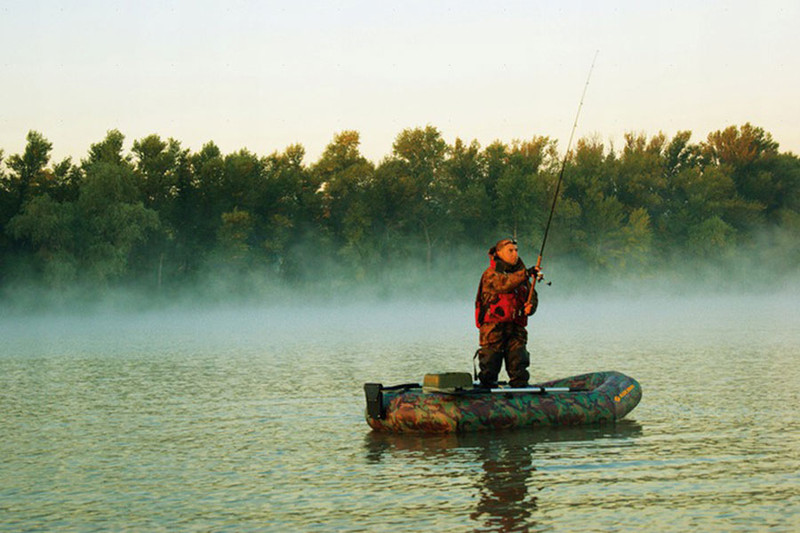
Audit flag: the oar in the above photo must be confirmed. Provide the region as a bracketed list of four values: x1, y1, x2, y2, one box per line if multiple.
[487, 386, 585, 394]
[468, 383, 588, 394]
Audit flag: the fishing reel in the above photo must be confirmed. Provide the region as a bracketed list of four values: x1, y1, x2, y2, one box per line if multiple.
[531, 269, 552, 286]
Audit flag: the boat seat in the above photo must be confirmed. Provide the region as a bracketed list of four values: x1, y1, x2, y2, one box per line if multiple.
[422, 372, 473, 393]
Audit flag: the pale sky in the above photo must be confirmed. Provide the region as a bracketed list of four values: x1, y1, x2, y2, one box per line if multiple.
[2, 0, 798, 165]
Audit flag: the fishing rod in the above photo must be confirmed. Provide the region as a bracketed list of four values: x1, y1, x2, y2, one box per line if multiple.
[527, 50, 598, 302]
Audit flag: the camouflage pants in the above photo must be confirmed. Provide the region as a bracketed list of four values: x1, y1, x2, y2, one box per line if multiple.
[478, 322, 530, 387]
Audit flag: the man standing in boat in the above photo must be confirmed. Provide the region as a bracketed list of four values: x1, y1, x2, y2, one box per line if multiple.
[475, 238, 540, 388]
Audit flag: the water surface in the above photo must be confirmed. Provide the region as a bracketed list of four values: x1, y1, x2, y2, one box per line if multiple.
[1, 294, 798, 531]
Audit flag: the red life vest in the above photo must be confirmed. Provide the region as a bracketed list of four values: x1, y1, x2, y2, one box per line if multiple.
[474, 257, 528, 328]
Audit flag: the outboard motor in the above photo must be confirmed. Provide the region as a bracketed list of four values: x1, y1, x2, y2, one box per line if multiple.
[364, 383, 384, 420]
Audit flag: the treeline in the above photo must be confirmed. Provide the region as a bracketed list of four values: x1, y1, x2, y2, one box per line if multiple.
[1, 123, 799, 299]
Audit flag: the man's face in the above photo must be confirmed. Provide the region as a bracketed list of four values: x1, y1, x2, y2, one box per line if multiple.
[497, 243, 519, 265]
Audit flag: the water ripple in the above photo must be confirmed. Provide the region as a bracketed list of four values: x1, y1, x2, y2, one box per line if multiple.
[1, 297, 799, 531]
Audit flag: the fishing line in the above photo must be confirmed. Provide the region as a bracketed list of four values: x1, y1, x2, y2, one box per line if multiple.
[528, 50, 599, 299]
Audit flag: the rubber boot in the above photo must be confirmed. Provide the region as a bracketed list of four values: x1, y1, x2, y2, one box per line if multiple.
[506, 347, 530, 388]
[478, 348, 503, 388]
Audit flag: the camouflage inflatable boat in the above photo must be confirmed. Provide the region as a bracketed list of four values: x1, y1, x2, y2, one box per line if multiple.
[364, 370, 641, 433]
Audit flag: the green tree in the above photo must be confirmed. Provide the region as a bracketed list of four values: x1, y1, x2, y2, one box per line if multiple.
[390, 126, 449, 268]
[663, 130, 699, 179]
[618, 207, 654, 269]
[2, 133, 60, 284]
[550, 136, 656, 271]
[687, 215, 735, 258]
[313, 131, 376, 269]
[0, 149, 12, 274]
[49, 157, 83, 203]
[130, 134, 192, 287]
[370, 157, 416, 261]
[482, 140, 508, 206]
[5, 131, 53, 214]
[6, 194, 78, 287]
[2, 123, 798, 295]
[85, 129, 129, 166]
[615, 132, 667, 219]
[557, 138, 617, 266]
[76, 157, 160, 283]
[217, 207, 254, 269]
[258, 144, 321, 279]
[769, 153, 800, 217]
[442, 138, 492, 247]
[8, 149, 159, 287]
[702, 123, 779, 227]
[187, 141, 227, 263]
[495, 137, 556, 241]
[132, 134, 184, 211]
[223, 149, 266, 213]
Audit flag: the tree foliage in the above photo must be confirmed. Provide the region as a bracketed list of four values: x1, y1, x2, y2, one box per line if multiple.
[1, 123, 798, 294]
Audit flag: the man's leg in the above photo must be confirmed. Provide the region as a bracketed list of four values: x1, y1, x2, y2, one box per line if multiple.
[478, 324, 505, 387]
[506, 326, 530, 387]
[478, 347, 503, 387]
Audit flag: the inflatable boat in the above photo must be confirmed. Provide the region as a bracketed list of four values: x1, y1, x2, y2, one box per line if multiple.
[364, 371, 641, 433]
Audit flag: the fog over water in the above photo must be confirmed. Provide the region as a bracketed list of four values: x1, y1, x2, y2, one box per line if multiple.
[4, 277, 798, 360]
[1, 280, 798, 531]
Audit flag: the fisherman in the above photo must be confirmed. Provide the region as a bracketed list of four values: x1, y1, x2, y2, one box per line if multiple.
[474, 238, 540, 388]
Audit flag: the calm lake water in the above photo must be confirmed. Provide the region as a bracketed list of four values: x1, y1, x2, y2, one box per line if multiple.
[1, 292, 799, 531]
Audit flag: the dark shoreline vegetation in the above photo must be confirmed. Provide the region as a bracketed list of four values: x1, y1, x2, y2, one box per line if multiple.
[1, 123, 798, 312]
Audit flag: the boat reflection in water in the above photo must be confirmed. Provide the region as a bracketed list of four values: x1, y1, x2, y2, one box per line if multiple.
[364, 421, 643, 531]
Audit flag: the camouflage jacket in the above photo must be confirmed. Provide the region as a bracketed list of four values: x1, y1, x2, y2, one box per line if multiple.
[475, 258, 537, 327]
